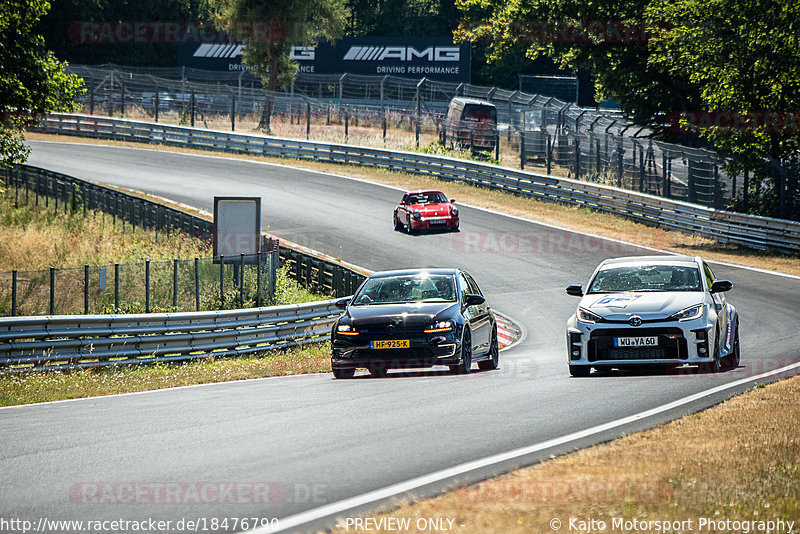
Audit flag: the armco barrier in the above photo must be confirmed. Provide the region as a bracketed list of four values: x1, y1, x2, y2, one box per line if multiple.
[33, 114, 800, 253]
[0, 301, 340, 372]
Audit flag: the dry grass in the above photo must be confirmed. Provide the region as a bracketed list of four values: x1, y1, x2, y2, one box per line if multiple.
[26, 132, 800, 276]
[0, 191, 209, 272]
[0, 342, 331, 406]
[325, 377, 800, 533]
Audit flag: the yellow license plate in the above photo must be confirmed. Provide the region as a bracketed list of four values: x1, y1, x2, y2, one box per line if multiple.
[371, 339, 410, 349]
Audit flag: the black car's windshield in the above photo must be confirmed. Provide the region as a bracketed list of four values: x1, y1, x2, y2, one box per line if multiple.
[588, 265, 702, 293]
[351, 274, 457, 305]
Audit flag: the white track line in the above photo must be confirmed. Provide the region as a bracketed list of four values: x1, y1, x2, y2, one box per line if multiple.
[255, 361, 800, 533]
[29, 140, 800, 281]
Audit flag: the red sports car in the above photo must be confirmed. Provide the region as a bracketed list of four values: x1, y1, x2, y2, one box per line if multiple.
[393, 190, 459, 233]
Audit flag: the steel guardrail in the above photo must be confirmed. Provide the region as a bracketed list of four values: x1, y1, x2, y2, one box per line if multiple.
[0, 300, 340, 372]
[33, 113, 800, 253]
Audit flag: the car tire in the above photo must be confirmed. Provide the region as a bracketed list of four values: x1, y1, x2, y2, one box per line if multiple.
[569, 365, 591, 377]
[368, 364, 388, 378]
[725, 327, 741, 369]
[478, 327, 499, 370]
[702, 328, 722, 373]
[332, 367, 355, 379]
[450, 330, 472, 374]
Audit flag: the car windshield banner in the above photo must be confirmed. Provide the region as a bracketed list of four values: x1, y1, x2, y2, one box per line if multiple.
[179, 37, 471, 82]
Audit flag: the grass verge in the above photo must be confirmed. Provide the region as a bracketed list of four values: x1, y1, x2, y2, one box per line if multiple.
[25, 132, 800, 276]
[324, 376, 800, 533]
[0, 342, 331, 406]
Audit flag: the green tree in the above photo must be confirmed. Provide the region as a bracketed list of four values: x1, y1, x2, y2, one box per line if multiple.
[455, 0, 800, 218]
[1, 0, 84, 166]
[214, 0, 349, 129]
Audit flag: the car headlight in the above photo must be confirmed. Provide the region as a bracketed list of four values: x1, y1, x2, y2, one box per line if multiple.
[577, 308, 603, 324]
[669, 304, 704, 321]
[425, 320, 453, 333]
[451, 207, 458, 216]
[336, 323, 359, 336]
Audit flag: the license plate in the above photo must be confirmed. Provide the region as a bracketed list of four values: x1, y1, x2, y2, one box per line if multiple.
[614, 336, 658, 347]
[429, 219, 447, 225]
[371, 339, 410, 349]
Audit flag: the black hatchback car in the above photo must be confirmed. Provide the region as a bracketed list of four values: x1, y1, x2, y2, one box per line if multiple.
[330, 269, 498, 378]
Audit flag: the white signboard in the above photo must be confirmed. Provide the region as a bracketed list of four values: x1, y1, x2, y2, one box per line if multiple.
[213, 197, 261, 258]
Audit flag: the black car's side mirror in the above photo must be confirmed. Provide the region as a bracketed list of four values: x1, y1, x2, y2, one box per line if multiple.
[566, 285, 584, 297]
[335, 297, 351, 309]
[710, 280, 733, 293]
[464, 294, 485, 306]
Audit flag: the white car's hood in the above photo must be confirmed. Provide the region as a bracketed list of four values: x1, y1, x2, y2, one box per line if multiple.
[579, 292, 704, 320]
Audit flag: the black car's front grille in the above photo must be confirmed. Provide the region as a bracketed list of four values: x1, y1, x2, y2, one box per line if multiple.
[351, 347, 436, 361]
[588, 328, 687, 362]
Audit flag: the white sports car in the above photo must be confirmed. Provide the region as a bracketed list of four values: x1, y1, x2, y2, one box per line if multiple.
[565, 255, 740, 377]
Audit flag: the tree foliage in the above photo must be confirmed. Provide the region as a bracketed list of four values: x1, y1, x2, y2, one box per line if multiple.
[1, 0, 84, 165]
[455, 0, 800, 218]
[213, 0, 349, 93]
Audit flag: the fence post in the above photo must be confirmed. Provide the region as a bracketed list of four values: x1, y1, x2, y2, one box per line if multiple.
[546, 134, 552, 175]
[231, 94, 236, 131]
[11, 270, 17, 317]
[195, 257, 200, 311]
[688, 160, 697, 203]
[49, 267, 55, 315]
[662, 152, 669, 198]
[90, 85, 95, 115]
[256, 252, 262, 307]
[114, 263, 120, 312]
[154, 88, 159, 123]
[121, 81, 125, 118]
[344, 111, 349, 141]
[639, 147, 645, 192]
[219, 255, 225, 305]
[145, 260, 151, 313]
[190, 91, 196, 127]
[84, 264, 89, 314]
[306, 101, 311, 140]
[495, 132, 500, 161]
[520, 133, 525, 170]
[239, 253, 245, 307]
[173, 258, 179, 311]
[574, 137, 580, 179]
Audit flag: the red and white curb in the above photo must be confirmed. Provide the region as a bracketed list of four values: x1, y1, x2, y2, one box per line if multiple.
[494, 312, 522, 349]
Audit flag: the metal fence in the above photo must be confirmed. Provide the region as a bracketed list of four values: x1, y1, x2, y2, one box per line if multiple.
[0, 300, 340, 372]
[0, 253, 280, 317]
[65, 64, 743, 209]
[31, 114, 800, 253]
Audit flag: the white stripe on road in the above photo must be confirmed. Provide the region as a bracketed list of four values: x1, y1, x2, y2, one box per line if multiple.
[255, 360, 800, 533]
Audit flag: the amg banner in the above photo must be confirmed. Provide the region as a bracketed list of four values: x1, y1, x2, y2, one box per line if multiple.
[179, 37, 471, 82]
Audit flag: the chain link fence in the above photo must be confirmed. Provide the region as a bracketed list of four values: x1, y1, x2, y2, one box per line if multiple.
[64, 64, 742, 210]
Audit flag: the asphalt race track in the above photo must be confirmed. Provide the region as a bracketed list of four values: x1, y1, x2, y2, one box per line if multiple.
[2, 140, 799, 533]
